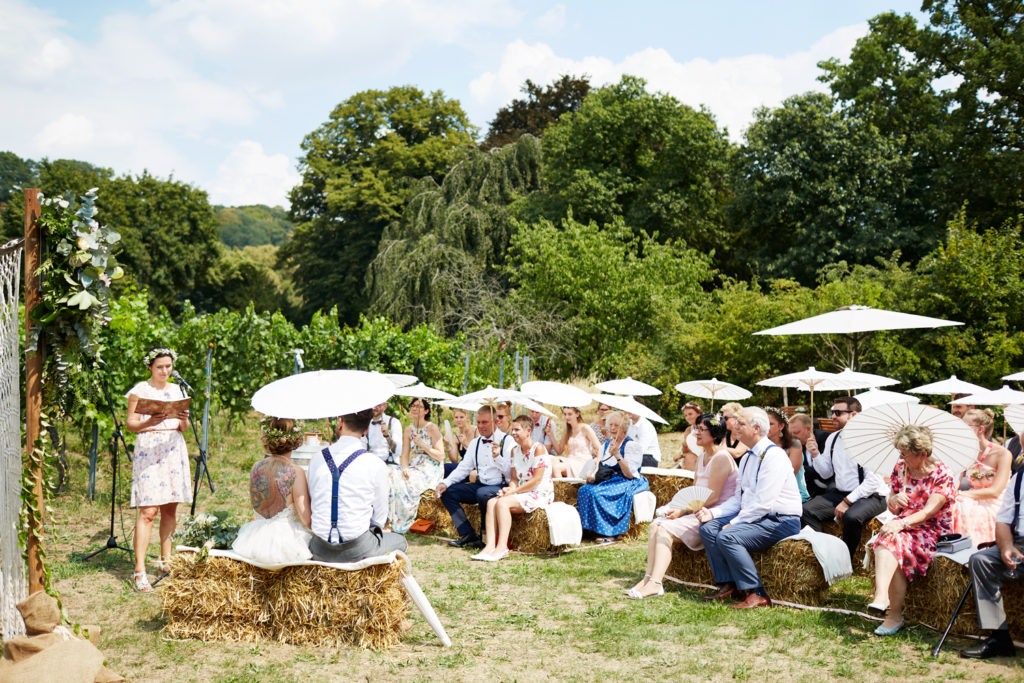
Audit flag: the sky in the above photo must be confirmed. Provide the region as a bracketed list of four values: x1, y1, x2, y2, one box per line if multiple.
[1, 0, 926, 208]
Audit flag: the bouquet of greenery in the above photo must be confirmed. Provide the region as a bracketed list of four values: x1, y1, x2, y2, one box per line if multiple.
[174, 511, 240, 549]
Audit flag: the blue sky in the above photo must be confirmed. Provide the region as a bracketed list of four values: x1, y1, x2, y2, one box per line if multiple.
[2, 1, 925, 207]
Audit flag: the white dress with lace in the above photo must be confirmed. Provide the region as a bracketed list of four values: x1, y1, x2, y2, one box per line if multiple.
[231, 505, 313, 564]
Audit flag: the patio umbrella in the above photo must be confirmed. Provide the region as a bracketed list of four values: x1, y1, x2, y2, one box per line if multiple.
[251, 369, 395, 420]
[841, 404, 978, 476]
[594, 377, 661, 396]
[853, 388, 920, 411]
[1005, 404, 1024, 436]
[384, 373, 418, 388]
[757, 367, 872, 420]
[753, 305, 962, 370]
[907, 375, 987, 397]
[834, 368, 900, 388]
[395, 383, 456, 401]
[440, 386, 557, 418]
[1003, 371, 1024, 382]
[592, 393, 668, 425]
[673, 378, 752, 410]
[520, 380, 594, 408]
[950, 386, 1024, 406]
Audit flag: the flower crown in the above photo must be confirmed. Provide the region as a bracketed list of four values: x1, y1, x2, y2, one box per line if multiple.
[764, 406, 789, 425]
[260, 416, 304, 447]
[143, 347, 177, 366]
[706, 413, 724, 428]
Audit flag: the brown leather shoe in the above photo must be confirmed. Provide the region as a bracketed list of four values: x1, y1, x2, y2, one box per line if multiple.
[702, 585, 740, 602]
[731, 592, 772, 609]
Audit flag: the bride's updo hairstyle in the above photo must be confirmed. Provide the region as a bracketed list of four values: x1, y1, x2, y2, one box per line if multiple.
[261, 416, 304, 455]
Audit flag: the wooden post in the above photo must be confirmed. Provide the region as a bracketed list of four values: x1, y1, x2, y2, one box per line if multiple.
[23, 188, 45, 594]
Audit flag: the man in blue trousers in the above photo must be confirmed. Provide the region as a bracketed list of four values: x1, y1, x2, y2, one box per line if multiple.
[697, 406, 803, 609]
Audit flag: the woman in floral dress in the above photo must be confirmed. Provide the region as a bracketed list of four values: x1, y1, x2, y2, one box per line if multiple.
[473, 415, 553, 561]
[869, 425, 958, 635]
[954, 409, 1012, 544]
[387, 398, 444, 533]
[126, 346, 192, 592]
[552, 406, 601, 478]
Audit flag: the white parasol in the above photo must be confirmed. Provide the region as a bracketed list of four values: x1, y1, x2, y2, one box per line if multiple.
[754, 305, 962, 370]
[907, 375, 988, 397]
[594, 377, 661, 396]
[1005, 404, 1024, 436]
[251, 369, 395, 420]
[1003, 371, 1024, 382]
[395, 382, 456, 401]
[854, 388, 920, 411]
[384, 373, 419, 388]
[841, 404, 978, 476]
[520, 380, 594, 408]
[950, 386, 1024, 406]
[834, 368, 900, 388]
[757, 366, 872, 419]
[592, 393, 668, 425]
[673, 378, 751, 410]
[439, 386, 557, 418]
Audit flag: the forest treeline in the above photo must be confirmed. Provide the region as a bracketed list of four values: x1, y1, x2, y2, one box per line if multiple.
[1, 2, 1022, 405]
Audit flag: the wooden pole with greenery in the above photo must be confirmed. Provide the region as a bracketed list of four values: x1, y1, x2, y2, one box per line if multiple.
[23, 188, 45, 594]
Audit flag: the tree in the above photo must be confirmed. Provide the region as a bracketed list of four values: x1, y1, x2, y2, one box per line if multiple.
[367, 135, 543, 333]
[506, 214, 712, 377]
[201, 245, 300, 317]
[282, 86, 476, 323]
[217, 204, 293, 247]
[727, 92, 912, 284]
[481, 75, 590, 150]
[0, 151, 36, 202]
[539, 75, 732, 253]
[1, 158, 113, 240]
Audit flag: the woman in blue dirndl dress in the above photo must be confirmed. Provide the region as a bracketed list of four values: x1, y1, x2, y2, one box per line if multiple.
[577, 411, 649, 542]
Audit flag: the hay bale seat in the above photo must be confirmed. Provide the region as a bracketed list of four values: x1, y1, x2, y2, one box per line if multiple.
[903, 555, 1024, 637]
[641, 468, 695, 509]
[161, 550, 409, 649]
[553, 479, 581, 506]
[666, 540, 830, 605]
[821, 517, 882, 577]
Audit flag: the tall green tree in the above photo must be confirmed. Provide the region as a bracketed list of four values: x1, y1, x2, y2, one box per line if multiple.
[482, 75, 591, 150]
[727, 92, 911, 283]
[217, 204, 293, 247]
[282, 86, 476, 323]
[0, 151, 36, 202]
[367, 135, 543, 333]
[539, 75, 732, 253]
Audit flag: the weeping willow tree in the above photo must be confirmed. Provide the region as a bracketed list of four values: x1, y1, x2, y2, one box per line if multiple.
[367, 134, 546, 339]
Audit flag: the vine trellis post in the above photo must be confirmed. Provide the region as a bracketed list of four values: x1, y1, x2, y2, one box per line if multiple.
[23, 188, 45, 594]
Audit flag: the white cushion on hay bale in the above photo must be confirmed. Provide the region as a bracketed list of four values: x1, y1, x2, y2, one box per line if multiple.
[632, 491, 657, 523]
[173, 546, 450, 647]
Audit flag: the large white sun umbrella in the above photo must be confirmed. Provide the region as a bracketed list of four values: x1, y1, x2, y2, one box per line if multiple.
[854, 388, 921, 412]
[757, 366, 873, 420]
[395, 383, 456, 401]
[673, 378, 752, 411]
[592, 393, 668, 425]
[841, 404, 979, 477]
[439, 386, 557, 418]
[950, 385, 1024, 406]
[754, 305, 962, 370]
[834, 368, 900, 389]
[1003, 370, 1024, 381]
[251, 369, 395, 420]
[520, 380, 594, 408]
[907, 375, 988, 397]
[384, 373, 419, 388]
[1005, 404, 1024, 436]
[594, 376, 662, 396]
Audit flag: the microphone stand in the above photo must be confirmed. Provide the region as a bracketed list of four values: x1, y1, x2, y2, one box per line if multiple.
[177, 378, 214, 515]
[82, 359, 132, 562]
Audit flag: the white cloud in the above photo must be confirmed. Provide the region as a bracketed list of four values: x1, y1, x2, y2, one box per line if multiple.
[535, 4, 566, 34]
[206, 141, 299, 207]
[35, 113, 96, 148]
[469, 24, 867, 140]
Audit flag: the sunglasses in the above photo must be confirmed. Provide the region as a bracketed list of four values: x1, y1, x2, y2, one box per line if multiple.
[830, 409, 852, 417]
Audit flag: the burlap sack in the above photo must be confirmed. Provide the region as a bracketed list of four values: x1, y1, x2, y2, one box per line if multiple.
[0, 639, 102, 682]
[15, 591, 60, 635]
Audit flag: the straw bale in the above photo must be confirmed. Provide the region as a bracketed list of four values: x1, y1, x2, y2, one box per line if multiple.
[160, 554, 276, 643]
[645, 472, 694, 509]
[666, 546, 715, 585]
[265, 560, 408, 649]
[553, 480, 580, 506]
[821, 517, 881, 577]
[416, 489, 458, 538]
[508, 508, 570, 555]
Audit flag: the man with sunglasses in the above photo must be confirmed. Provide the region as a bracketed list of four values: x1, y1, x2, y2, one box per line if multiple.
[800, 396, 889, 561]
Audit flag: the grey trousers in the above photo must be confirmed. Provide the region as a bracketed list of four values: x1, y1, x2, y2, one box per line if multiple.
[308, 527, 407, 563]
[969, 540, 1024, 630]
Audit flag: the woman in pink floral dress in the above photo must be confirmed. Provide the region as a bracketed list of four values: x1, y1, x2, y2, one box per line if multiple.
[552, 406, 600, 478]
[953, 409, 1012, 544]
[473, 415, 553, 561]
[126, 347, 192, 592]
[869, 425, 957, 636]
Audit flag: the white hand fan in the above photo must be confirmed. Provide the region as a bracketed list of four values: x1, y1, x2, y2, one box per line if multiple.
[443, 419, 454, 445]
[577, 458, 597, 481]
[685, 431, 704, 458]
[667, 485, 713, 512]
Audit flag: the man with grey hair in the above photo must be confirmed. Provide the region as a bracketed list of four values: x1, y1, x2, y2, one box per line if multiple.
[696, 406, 803, 609]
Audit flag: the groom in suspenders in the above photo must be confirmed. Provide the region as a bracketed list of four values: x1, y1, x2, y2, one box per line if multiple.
[307, 408, 407, 562]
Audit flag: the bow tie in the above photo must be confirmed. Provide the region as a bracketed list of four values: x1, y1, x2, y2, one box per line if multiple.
[372, 420, 382, 425]
[481, 438, 492, 444]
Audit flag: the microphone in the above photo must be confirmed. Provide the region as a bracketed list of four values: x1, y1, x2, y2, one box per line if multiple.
[171, 370, 194, 393]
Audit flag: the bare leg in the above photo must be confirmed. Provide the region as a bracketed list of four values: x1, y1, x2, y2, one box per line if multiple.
[481, 497, 500, 554]
[640, 527, 677, 595]
[630, 521, 661, 592]
[872, 545, 899, 606]
[134, 506, 159, 573]
[491, 497, 522, 557]
[883, 567, 909, 628]
[158, 502, 178, 566]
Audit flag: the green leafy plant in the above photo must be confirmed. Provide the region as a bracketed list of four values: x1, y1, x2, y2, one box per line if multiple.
[174, 511, 240, 549]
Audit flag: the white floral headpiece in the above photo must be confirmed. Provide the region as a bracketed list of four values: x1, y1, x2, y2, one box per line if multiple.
[144, 347, 177, 366]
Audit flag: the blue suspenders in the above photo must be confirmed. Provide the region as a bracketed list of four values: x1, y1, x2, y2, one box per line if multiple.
[321, 446, 368, 545]
[1012, 470, 1023, 540]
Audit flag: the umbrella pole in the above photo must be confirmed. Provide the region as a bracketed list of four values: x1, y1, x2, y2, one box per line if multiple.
[810, 388, 814, 422]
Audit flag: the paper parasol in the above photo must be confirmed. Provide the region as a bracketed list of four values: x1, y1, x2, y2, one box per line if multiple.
[594, 377, 661, 396]
[251, 369, 395, 420]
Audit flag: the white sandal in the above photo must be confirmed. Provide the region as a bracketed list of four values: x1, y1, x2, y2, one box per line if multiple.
[134, 572, 153, 593]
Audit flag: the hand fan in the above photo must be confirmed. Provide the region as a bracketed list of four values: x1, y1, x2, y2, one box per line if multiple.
[667, 485, 713, 512]
[685, 431, 704, 458]
[443, 419, 453, 444]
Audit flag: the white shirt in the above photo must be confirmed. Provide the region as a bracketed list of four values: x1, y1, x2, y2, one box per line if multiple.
[996, 469, 1024, 537]
[307, 435, 388, 543]
[717, 436, 803, 524]
[363, 414, 403, 464]
[627, 417, 661, 459]
[811, 431, 889, 502]
[598, 437, 643, 473]
[442, 429, 514, 487]
[531, 418, 554, 450]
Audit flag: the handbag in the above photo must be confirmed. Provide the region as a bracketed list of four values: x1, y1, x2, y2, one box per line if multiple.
[593, 464, 617, 484]
[408, 519, 435, 535]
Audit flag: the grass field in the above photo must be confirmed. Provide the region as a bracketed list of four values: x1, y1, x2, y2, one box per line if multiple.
[37, 417, 1024, 681]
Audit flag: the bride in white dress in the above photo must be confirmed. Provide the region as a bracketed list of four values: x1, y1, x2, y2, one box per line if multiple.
[232, 417, 313, 564]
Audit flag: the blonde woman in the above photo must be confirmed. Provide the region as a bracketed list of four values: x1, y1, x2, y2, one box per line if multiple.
[719, 402, 747, 459]
[954, 409, 1012, 544]
[551, 406, 601, 478]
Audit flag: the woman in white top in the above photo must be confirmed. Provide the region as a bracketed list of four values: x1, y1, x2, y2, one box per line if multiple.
[125, 346, 192, 592]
